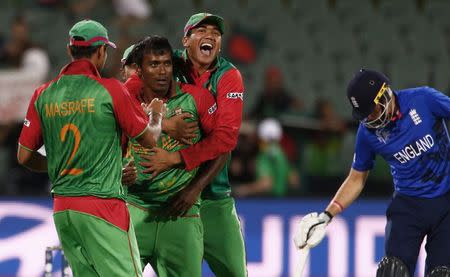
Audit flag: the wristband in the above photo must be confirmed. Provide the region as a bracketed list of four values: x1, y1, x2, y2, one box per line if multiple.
[331, 199, 344, 212]
[323, 211, 333, 222]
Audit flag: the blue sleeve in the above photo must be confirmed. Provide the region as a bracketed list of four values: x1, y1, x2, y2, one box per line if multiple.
[424, 87, 450, 119]
[352, 125, 376, 171]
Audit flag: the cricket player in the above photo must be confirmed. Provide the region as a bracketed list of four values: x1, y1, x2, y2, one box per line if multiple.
[120, 43, 138, 81]
[123, 35, 218, 277]
[17, 19, 164, 277]
[142, 13, 247, 277]
[120, 41, 199, 186]
[295, 69, 450, 277]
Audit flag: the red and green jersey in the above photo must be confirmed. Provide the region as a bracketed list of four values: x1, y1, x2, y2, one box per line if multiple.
[125, 79, 217, 209]
[19, 59, 149, 200]
[174, 50, 245, 199]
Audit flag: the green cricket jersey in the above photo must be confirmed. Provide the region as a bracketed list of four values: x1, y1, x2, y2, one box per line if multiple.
[18, 60, 149, 200]
[126, 81, 217, 209]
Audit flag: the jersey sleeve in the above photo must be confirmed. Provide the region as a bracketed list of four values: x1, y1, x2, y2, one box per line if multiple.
[351, 125, 376, 171]
[424, 87, 450, 119]
[18, 87, 45, 151]
[124, 73, 143, 98]
[100, 79, 148, 139]
[179, 68, 244, 170]
[181, 83, 216, 135]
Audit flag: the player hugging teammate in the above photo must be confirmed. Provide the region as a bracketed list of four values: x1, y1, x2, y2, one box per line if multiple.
[120, 13, 248, 277]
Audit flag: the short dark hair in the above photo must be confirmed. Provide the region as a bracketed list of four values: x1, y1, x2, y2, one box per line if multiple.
[133, 35, 173, 67]
[69, 36, 102, 59]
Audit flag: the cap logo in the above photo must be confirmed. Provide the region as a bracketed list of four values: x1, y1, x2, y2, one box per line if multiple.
[374, 82, 388, 105]
[350, 97, 359, 108]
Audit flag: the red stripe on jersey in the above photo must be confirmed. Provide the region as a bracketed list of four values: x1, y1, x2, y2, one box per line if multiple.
[180, 83, 216, 135]
[124, 73, 143, 98]
[97, 78, 148, 139]
[53, 195, 129, 232]
[18, 76, 61, 150]
[180, 68, 244, 170]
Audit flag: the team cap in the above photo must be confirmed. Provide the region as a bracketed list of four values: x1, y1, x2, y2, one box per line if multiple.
[69, 19, 116, 48]
[183, 13, 224, 36]
[121, 44, 135, 64]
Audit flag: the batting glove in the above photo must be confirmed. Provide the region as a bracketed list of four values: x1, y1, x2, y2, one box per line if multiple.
[294, 212, 332, 249]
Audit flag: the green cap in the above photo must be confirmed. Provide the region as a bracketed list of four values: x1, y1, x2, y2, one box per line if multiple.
[69, 19, 116, 48]
[183, 13, 224, 36]
[121, 44, 135, 64]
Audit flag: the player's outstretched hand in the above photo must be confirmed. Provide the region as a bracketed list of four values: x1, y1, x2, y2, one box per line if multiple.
[163, 113, 199, 145]
[139, 148, 181, 178]
[294, 212, 332, 249]
[122, 160, 137, 186]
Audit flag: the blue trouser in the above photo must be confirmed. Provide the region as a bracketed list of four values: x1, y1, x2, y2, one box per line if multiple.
[385, 190, 450, 276]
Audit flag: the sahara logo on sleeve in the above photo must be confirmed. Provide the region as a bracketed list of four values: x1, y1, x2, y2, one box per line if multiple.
[23, 118, 31, 127]
[226, 92, 244, 101]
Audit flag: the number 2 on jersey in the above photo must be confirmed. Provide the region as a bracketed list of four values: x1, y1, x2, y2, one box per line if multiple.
[60, 123, 83, 176]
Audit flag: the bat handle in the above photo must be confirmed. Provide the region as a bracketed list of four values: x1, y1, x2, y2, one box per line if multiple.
[296, 246, 310, 277]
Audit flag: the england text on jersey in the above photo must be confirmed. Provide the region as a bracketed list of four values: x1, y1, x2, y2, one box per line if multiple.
[44, 98, 95, 118]
[393, 134, 434, 164]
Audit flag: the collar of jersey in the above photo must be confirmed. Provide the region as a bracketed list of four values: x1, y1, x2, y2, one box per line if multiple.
[59, 59, 101, 77]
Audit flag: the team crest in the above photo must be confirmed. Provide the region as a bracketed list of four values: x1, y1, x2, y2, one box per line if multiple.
[409, 109, 422, 125]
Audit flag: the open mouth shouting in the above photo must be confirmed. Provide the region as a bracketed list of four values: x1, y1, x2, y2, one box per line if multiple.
[200, 42, 214, 57]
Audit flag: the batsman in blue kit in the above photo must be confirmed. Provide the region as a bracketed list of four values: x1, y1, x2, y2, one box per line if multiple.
[294, 69, 450, 277]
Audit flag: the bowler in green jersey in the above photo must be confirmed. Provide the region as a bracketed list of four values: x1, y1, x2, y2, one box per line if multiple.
[124, 36, 218, 277]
